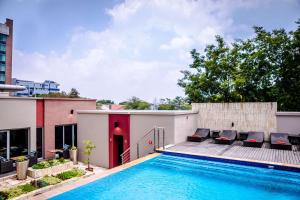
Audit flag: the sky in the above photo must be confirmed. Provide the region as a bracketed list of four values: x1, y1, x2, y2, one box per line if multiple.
[0, 0, 299, 103]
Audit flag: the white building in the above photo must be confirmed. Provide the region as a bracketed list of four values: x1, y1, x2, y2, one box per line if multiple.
[12, 78, 60, 96]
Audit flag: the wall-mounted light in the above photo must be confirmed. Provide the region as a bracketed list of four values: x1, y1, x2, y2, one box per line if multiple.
[70, 109, 74, 115]
[232, 122, 234, 127]
[114, 121, 119, 128]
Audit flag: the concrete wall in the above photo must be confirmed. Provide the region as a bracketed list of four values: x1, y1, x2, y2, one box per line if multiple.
[0, 98, 36, 152]
[174, 114, 197, 144]
[192, 103, 277, 140]
[276, 112, 300, 135]
[44, 99, 96, 158]
[77, 113, 109, 168]
[130, 115, 175, 160]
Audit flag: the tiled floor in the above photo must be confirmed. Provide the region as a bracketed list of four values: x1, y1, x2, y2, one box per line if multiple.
[166, 139, 300, 166]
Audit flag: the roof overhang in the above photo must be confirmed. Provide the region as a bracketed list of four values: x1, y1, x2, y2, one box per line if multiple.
[0, 84, 26, 92]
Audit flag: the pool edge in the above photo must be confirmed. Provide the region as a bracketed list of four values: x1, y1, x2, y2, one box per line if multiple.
[158, 150, 300, 173]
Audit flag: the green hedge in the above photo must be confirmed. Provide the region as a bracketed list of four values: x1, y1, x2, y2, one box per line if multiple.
[0, 168, 85, 200]
[37, 176, 62, 188]
[0, 184, 37, 199]
[56, 168, 85, 180]
[32, 158, 69, 169]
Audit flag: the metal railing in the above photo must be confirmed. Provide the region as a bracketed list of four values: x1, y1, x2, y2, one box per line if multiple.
[120, 126, 165, 165]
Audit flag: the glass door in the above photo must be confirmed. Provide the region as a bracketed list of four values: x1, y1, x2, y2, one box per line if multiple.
[0, 131, 8, 158]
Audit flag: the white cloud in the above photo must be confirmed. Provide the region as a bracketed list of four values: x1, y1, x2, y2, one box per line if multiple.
[13, 0, 263, 102]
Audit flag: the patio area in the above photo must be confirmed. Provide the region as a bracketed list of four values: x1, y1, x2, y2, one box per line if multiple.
[165, 139, 300, 166]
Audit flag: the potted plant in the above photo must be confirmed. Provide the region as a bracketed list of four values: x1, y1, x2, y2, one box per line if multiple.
[83, 140, 96, 172]
[16, 156, 29, 180]
[69, 146, 78, 164]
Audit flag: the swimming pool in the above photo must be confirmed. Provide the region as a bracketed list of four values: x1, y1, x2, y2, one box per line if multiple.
[50, 154, 300, 200]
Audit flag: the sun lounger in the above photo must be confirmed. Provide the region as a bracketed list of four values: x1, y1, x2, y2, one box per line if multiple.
[214, 130, 237, 145]
[270, 132, 292, 150]
[187, 128, 210, 142]
[243, 131, 264, 148]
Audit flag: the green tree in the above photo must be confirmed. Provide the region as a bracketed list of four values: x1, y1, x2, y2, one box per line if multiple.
[158, 96, 191, 110]
[83, 140, 96, 171]
[120, 96, 150, 110]
[68, 88, 80, 98]
[178, 20, 300, 111]
[96, 99, 115, 105]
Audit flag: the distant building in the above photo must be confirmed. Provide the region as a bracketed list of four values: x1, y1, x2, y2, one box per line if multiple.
[0, 18, 13, 85]
[12, 78, 60, 96]
[97, 104, 126, 110]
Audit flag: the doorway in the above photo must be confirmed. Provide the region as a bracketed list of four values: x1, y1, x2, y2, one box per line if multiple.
[109, 114, 130, 168]
[114, 135, 124, 165]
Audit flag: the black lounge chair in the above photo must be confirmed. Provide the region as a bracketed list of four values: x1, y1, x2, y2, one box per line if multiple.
[243, 132, 264, 148]
[187, 128, 210, 142]
[0, 157, 14, 174]
[270, 132, 292, 150]
[214, 130, 237, 145]
[26, 151, 38, 167]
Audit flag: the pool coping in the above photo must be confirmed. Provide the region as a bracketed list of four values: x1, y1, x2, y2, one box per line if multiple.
[157, 149, 300, 173]
[30, 153, 160, 200]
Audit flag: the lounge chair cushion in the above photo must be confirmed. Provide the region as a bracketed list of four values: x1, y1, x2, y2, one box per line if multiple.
[248, 139, 257, 142]
[276, 139, 286, 144]
[217, 136, 230, 140]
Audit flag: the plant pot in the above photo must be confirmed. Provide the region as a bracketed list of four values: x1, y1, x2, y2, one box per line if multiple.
[85, 167, 93, 172]
[69, 149, 78, 164]
[16, 160, 29, 180]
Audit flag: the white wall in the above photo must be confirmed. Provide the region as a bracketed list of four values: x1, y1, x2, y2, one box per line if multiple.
[77, 113, 109, 168]
[192, 102, 277, 140]
[130, 115, 175, 160]
[174, 114, 197, 144]
[0, 98, 36, 152]
[276, 112, 300, 135]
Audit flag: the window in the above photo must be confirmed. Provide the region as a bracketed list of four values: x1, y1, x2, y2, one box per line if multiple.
[0, 43, 5, 52]
[0, 54, 5, 62]
[0, 74, 5, 82]
[0, 34, 7, 43]
[55, 124, 77, 149]
[0, 63, 5, 72]
[10, 129, 29, 158]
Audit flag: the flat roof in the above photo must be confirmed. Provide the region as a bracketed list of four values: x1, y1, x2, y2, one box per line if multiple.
[0, 96, 96, 101]
[77, 110, 198, 115]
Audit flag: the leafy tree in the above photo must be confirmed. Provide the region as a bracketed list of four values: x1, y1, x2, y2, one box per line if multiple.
[36, 91, 68, 98]
[178, 20, 300, 111]
[158, 96, 191, 110]
[120, 96, 150, 110]
[96, 99, 115, 105]
[68, 88, 80, 98]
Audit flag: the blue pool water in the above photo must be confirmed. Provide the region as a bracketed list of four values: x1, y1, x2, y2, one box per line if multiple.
[50, 154, 300, 200]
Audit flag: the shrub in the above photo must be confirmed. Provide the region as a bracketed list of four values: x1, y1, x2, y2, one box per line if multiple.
[15, 156, 27, 162]
[32, 160, 51, 169]
[56, 168, 85, 180]
[37, 176, 61, 188]
[32, 159, 69, 169]
[0, 184, 37, 199]
[48, 159, 60, 167]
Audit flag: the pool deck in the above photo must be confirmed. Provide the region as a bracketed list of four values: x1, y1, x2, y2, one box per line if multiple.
[31, 153, 160, 200]
[164, 139, 300, 168]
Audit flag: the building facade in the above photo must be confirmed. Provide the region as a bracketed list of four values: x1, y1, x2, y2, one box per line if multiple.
[0, 97, 96, 160]
[13, 79, 60, 96]
[0, 19, 13, 85]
